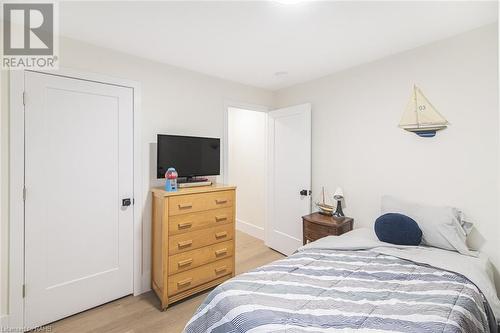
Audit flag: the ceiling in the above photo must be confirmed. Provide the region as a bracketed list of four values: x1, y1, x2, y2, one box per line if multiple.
[59, 1, 498, 90]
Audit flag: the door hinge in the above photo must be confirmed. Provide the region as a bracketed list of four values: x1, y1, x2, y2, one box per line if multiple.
[22, 91, 26, 106]
[23, 187, 26, 201]
[22, 284, 26, 298]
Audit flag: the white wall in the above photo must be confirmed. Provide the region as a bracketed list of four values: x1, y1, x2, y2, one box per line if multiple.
[0, 36, 273, 316]
[274, 24, 500, 290]
[228, 107, 267, 239]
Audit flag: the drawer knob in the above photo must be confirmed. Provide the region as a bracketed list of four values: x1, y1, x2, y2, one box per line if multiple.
[177, 278, 192, 288]
[178, 203, 193, 209]
[178, 222, 192, 229]
[215, 215, 227, 222]
[215, 248, 227, 256]
[177, 258, 193, 267]
[215, 266, 227, 274]
[215, 231, 227, 239]
[215, 199, 227, 205]
[178, 240, 193, 248]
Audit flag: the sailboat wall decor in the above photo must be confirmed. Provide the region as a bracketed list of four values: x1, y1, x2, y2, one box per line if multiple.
[399, 85, 449, 137]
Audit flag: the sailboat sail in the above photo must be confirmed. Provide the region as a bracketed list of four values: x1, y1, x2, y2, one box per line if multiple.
[399, 85, 448, 137]
[400, 96, 418, 128]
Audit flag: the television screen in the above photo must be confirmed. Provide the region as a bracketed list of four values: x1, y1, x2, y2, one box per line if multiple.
[157, 134, 220, 178]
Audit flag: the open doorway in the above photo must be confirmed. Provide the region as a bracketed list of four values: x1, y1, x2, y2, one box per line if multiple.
[224, 103, 312, 254]
[226, 106, 268, 240]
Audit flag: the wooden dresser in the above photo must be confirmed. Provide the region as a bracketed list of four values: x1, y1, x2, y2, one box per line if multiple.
[151, 184, 236, 310]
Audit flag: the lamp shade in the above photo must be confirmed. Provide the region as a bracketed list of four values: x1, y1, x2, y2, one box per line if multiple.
[333, 187, 344, 200]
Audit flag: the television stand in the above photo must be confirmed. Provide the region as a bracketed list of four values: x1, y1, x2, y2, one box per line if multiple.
[178, 177, 212, 188]
[179, 177, 209, 183]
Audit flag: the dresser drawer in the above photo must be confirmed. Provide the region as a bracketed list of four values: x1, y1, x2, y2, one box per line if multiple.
[168, 224, 234, 255]
[304, 223, 334, 237]
[168, 240, 233, 275]
[169, 208, 233, 235]
[168, 191, 233, 216]
[168, 258, 233, 296]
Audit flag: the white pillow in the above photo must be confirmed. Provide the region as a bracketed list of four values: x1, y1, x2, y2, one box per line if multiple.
[456, 210, 474, 236]
[381, 196, 477, 256]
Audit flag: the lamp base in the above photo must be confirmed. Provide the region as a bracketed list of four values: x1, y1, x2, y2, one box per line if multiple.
[332, 200, 345, 217]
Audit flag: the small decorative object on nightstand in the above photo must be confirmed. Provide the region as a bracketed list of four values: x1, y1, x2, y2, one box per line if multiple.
[315, 186, 334, 216]
[302, 212, 354, 245]
[332, 187, 345, 217]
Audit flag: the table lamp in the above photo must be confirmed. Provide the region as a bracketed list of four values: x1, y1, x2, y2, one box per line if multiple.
[333, 187, 345, 217]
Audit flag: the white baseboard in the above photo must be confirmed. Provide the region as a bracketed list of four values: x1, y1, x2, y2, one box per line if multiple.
[236, 219, 265, 240]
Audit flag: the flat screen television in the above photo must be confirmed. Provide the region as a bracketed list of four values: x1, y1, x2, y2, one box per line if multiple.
[157, 134, 220, 179]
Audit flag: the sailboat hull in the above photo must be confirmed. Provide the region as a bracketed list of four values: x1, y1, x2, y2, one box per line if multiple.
[415, 130, 436, 137]
[401, 125, 447, 137]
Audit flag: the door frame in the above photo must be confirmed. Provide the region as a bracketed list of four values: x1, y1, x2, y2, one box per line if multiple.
[8, 68, 143, 329]
[223, 101, 269, 240]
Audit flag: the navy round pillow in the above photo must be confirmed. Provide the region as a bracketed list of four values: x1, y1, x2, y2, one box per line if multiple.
[374, 213, 422, 246]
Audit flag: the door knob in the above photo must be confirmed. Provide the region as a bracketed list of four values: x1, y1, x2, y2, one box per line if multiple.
[122, 198, 132, 207]
[300, 190, 311, 196]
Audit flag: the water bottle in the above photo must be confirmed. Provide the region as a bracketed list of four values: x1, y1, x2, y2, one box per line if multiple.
[165, 167, 178, 192]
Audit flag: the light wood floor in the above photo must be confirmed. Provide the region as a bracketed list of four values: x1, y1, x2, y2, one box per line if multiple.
[47, 231, 284, 333]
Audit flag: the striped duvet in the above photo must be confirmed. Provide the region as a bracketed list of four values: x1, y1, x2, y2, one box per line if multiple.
[184, 248, 493, 333]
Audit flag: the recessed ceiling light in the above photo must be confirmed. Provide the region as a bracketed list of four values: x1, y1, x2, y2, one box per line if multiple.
[274, 71, 288, 77]
[275, 0, 304, 5]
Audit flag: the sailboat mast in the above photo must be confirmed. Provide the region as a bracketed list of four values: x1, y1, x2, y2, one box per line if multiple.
[414, 85, 420, 129]
[322, 187, 325, 204]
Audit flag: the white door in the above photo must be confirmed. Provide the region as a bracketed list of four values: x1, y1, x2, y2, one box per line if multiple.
[24, 71, 134, 328]
[266, 103, 311, 255]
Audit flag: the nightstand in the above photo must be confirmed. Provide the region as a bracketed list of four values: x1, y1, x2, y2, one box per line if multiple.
[302, 213, 354, 245]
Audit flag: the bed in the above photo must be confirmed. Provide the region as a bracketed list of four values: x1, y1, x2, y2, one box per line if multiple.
[184, 228, 500, 333]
